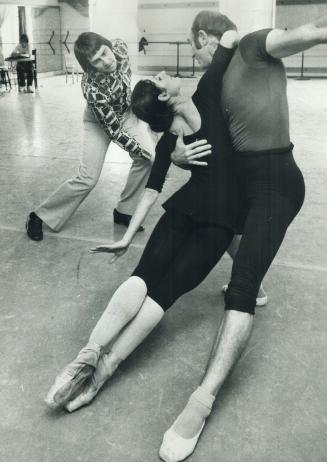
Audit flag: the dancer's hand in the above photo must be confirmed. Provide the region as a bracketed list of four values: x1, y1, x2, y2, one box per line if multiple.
[220, 30, 239, 49]
[90, 240, 129, 263]
[171, 130, 211, 167]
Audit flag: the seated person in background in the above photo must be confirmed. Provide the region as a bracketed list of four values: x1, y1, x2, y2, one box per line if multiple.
[11, 34, 34, 93]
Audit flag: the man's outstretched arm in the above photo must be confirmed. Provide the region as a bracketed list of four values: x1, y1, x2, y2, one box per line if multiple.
[266, 13, 327, 58]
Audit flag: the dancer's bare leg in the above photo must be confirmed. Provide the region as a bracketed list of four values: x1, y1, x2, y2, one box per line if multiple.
[227, 236, 266, 301]
[45, 276, 148, 408]
[160, 310, 253, 462]
[66, 296, 164, 411]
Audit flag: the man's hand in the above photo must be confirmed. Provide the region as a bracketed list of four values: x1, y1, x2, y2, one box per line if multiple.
[171, 130, 212, 167]
[90, 240, 130, 263]
[220, 30, 239, 49]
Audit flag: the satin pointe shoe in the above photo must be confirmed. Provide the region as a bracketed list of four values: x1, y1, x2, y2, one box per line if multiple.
[44, 342, 101, 409]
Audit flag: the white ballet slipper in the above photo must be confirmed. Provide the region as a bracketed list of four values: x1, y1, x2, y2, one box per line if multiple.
[221, 284, 268, 307]
[159, 421, 205, 462]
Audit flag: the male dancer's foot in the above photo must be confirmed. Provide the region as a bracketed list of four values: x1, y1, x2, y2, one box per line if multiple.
[113, 208, 144, 232]
[65, 350, 121, 412]
[45, 342, 101, 409]
[26, 212, 43, 241]
[159, 387, 215, 462]
[222, 283, 268, 306]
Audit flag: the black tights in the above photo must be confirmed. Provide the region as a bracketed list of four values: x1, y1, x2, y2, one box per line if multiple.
[134, 149, 305, 315]
[133, 209, 234, 311]
[225, 149, 305, 314]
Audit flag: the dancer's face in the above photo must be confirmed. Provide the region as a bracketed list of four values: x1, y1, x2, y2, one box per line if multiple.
[90, 44, 117, 73]
[189, 32, 215, 69]
[153, 71, 181, 97]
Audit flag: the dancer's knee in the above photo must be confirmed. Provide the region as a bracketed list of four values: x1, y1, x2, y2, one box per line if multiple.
[73, 166, 100, 191]
[126, 275, 148, 293]
[225, 273, 260, 315]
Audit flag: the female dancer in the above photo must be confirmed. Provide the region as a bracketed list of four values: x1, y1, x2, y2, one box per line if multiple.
[44, 29, 242, 413]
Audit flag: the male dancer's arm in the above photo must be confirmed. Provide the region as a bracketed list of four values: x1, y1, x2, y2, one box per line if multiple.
[266, 13, 327, 58]
[85, 85, 151, 160]
[171, 31, 237, 166]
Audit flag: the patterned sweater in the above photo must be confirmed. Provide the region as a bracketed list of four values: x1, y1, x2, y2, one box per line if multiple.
[81, 38, 147, 158]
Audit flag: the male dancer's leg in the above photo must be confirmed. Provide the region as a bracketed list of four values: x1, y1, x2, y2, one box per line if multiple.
[36, 107, 110, 231]
[159, 195, 300, 462]
[226, 234, 267, 304]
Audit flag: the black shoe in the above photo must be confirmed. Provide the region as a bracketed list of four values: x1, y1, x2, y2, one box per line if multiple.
[113, 208, 144, 232]
[26, 212, 43, 241]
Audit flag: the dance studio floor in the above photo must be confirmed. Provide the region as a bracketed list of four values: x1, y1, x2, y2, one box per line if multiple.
[1, 75, 327, 462]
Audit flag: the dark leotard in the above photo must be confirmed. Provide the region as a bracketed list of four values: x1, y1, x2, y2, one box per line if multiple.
[132, 45, 243, 310]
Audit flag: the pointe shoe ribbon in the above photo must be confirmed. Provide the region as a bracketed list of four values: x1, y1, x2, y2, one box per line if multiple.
[159, 421, 205, 462]
[221, 284, 268, 307]
[45, 342, 101, 409]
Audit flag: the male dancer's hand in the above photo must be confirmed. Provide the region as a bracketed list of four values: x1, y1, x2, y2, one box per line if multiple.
[90, 240, 129, 263]
[171, 130, 211, 167]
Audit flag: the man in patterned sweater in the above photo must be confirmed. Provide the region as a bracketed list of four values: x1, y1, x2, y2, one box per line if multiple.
[26, 32, 156, 241]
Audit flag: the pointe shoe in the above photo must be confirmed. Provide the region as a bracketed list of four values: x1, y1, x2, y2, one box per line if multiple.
[221, 284, 268, 307]
[45, 343, 101, 409]
[65, 351, 119, 412]
[159, 421, 205, 462]
[65, 376, 100, 412]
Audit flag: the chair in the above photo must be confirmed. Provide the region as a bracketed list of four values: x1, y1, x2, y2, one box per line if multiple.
[8, 49, 37, 91]
[64, 53, 79, 84]
[0, 66, 11, 91]
[31, 48, 37, 89]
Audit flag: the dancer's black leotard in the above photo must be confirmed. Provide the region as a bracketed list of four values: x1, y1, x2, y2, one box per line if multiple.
[132, 45, 244, 310]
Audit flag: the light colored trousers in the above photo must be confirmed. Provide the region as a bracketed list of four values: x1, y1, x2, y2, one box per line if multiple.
[36, 107, 156, 231]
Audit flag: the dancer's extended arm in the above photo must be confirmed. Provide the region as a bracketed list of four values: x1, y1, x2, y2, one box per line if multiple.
[266, 13, 327, 58]
[92, 134, 174, 260]
[91, 188, 158, 261]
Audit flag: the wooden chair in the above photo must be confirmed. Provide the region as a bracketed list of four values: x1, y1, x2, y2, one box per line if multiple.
[64, 53, 79, 84]
[31, 48, 37, 89]
[0, 66, 12, 91]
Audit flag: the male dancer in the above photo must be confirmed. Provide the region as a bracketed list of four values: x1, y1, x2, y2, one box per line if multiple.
[159, 11, 327, 462]
[26, 32, 155, 241]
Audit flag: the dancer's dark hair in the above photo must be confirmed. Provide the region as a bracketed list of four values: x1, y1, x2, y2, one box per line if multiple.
[74, 32, 113, 72]
[131, 80, 174, 133]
